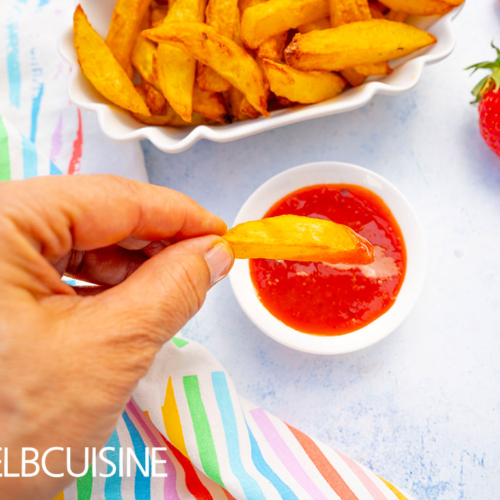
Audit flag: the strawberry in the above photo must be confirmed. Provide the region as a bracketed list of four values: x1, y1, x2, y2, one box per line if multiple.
[467, 43, 500, 157]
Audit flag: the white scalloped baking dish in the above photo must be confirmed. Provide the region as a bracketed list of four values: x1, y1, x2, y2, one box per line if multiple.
[59, 1, 462, 154]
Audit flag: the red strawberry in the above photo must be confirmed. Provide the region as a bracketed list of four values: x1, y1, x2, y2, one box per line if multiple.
[467, 43, 500, 157]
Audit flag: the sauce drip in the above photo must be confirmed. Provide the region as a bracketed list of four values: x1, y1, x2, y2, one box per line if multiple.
[249, 184, 407, 336]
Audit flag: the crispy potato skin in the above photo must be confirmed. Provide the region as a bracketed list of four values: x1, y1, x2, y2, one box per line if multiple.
[240, 0, 330, 49]
[257, 32, 288, 62]
[192, 84, 232, 123]
[223, 215, 375, 265]
[377, 0, 454, 15]
[143, 22, 269, 116]
[105, 0, 153, 77]
[262, 59, 346, 103]
[74, 5, 151, 115]
[285, 19, 437, 71]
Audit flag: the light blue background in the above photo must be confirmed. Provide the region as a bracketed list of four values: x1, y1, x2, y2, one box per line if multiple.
[143, 2, 500, 499]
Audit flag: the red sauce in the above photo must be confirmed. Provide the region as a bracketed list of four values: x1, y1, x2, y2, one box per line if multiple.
[249, 184, 407, 336]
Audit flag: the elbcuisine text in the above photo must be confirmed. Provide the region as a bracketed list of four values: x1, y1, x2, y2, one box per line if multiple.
[0, 448, 169, 478]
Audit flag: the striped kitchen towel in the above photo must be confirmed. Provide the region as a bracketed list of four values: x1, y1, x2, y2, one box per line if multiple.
[55, 338, 413, 500]
[0, 0, 147, 182]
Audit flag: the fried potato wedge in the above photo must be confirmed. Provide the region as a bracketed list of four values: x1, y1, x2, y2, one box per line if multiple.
[74, 5, 151, 115]
[377, 0, 454, 15]
[198, 0, 239, 92]
[240, 0, 330, 49]
[192, 85, 232, 123]
[285, 19, 437, 71]
[132, 35, 161, 89]
[257, 32, 288, 62]
[143, 22, 269, 116]
[329, 0, 371, 27]
[262, 59, 346, 103]
[157, 0, 206, 122]
[105, 0, 153, 78]
[223, 215, 374, 264]
[150, 6, 169, 27]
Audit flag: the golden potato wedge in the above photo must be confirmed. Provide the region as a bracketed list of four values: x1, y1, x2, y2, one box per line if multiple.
[329, 0, 371, 27]
[156, 0, 206, 122]
[377, 0, 454, 15]
[143, 22, 269, 116]
[132, 35, 161, 89]
[198, 0, 239, 92]
[240, 0, 329, 49]
[73, 5, 150, 116]
[105, 0, 153, 78]
[223, 215, 374, 265]
[136, 81, 166, 114]
[239, 97, 261, 118]
[257, 32, 288, 62]
[192, 85, 232, 123]
[297, 17, 331, 34]
[262, 59, 346, 103]
[285, 19, 437, 71]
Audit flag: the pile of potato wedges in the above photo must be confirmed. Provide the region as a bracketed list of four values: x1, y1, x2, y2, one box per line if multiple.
[73, 0, 464, 127]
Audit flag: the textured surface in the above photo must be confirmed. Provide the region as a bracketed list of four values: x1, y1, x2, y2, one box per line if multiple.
[143, 2, 500, 499]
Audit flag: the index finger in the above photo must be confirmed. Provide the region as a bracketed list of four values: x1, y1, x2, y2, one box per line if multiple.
[0, 175, 227, 261]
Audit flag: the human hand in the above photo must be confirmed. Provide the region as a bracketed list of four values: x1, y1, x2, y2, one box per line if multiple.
[0, 175, 233, 499]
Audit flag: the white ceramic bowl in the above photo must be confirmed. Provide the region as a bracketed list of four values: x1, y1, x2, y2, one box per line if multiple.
[59, 2, 461, 153]
[228, 162, 426, 354]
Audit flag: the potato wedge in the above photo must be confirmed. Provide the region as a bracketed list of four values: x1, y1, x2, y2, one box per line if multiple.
[240, 0, 329, 49]
[198, 0, 239, 92]
[262, 59, 346, 103]
[192, 85, 232, 123]
[132, 35, 161, 89]
[135, 81, 166, 114]
[105, 0, 153, 78]
[223, 215, 374, 265]
[156, 0, 206, 122]
[143, 22, 269, 116]
[285, 19, 437, 71]
[73, 5, 150, 115]
[329, 0, 371, 27]
[257, 32, 288, 62]
[377, 0, 454, 15]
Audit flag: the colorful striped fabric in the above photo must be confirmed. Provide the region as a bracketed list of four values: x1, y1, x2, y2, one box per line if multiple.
[53, 337, 411, 500]
[0, 0, 148, 183]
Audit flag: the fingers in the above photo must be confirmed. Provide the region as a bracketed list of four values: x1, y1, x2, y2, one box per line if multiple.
[61, 246, 148, 286]
[0, 176, 227, 262]
[88, 235, 234, 344]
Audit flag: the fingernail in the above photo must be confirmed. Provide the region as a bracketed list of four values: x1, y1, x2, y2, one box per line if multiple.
[205, 242, 233, 287]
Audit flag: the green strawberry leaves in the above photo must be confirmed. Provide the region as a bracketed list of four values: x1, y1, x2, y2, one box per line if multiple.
[466, 42, 500, 103]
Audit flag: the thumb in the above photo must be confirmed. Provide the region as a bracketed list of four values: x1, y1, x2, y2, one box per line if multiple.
[90, 235, 234, 344]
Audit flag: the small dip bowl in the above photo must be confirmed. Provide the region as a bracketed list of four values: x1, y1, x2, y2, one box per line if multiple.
[228, 161, 426, 354]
